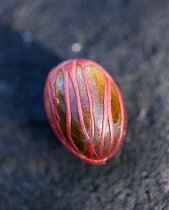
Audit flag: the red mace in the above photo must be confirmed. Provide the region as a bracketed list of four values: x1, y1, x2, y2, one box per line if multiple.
[44, 59, 127, 165]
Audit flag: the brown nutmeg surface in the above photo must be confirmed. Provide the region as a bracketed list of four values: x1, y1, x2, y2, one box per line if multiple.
[44, 59, 127, 165]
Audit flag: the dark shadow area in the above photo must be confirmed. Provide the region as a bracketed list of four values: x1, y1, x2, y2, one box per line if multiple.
[0, 24, 62, 124]
[0, 24, 64, 149]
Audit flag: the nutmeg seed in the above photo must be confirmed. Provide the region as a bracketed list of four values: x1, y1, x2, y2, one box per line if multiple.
[44, 59, 127, 165]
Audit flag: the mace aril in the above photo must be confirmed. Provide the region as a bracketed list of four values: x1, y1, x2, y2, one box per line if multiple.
[44, 59, 127, 165]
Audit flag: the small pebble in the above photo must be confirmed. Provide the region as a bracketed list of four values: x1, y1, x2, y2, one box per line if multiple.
[23, 182, 29, 189]
[71, 42, 82, 52]
[142, 171, 148, 177]
[22, 32, 34, 45]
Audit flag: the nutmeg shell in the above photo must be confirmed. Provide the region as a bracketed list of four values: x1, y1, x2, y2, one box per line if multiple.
[44, 59, 127, 165]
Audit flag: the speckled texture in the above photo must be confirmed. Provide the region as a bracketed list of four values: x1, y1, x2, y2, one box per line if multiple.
[0, 0, 169, 209]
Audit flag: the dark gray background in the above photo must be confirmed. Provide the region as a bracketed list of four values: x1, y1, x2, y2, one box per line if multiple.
[0, 0, 169, 209]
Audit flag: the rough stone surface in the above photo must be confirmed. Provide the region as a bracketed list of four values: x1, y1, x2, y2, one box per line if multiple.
[0, 0, 169, 209]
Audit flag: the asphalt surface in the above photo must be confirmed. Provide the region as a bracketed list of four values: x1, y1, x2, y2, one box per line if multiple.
[0, 0, 169, 209]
